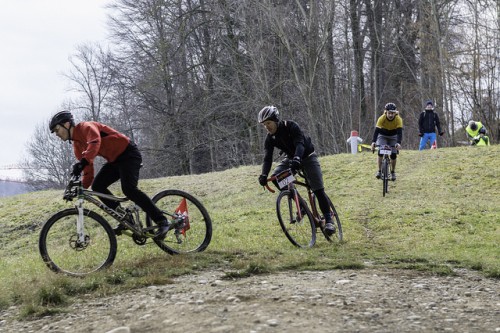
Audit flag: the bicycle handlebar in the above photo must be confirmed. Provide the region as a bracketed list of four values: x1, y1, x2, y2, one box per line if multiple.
[63, 174, 82, 201]
[263, 168, 298, 194]
[372, 144, 401, 153]
[264, 178, 276, 193]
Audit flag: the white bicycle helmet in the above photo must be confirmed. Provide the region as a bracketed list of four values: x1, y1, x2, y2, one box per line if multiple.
[258, 106, 279, 123]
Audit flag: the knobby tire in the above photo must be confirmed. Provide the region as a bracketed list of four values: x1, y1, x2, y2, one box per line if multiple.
[276, 190, 316, 248]
[39, 208, 117, 277]
[382, 157, 389, 197]
[149, 189, 212, 255]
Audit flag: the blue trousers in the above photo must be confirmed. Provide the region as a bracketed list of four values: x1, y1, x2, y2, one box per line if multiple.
[419, 133, 436, 150]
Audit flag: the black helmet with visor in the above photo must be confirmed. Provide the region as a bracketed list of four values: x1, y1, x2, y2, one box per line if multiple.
[384, 102, 397, 111]
[49, 111, 74, 133]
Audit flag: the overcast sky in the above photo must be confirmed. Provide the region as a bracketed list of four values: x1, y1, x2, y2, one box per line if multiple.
[0, 0, 110, 180]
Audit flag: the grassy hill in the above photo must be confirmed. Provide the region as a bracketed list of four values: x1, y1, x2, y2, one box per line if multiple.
[0, 145, 498, 316]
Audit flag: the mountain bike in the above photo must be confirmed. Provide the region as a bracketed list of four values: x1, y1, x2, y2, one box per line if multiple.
[375, 145, 396, 197]
[39, 175, 212, 276]
[264, 169, 343, 248]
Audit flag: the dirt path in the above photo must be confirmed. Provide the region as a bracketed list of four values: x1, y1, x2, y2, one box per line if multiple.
[0, 268, 498, 333]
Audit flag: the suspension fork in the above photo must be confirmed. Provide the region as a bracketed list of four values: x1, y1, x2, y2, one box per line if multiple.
[76, 190, 86, 242]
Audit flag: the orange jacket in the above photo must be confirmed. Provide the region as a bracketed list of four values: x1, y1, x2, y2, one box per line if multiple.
[72, 122, 130, 188]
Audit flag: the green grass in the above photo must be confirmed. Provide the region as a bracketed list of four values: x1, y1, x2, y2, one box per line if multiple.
[0, 145, 498, 318]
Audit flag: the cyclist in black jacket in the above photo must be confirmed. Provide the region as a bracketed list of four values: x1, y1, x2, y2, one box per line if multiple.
[256, 106, 336, 235]
[418, 100, 444, 150]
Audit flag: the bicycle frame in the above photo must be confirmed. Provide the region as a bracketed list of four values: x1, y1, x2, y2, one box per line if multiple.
[264, 168, 343, 246]
[265, 170, 321, 227]
[40, 175, 213, 275]
[374, 144, 396, 197]
[66, 178, 155, 238]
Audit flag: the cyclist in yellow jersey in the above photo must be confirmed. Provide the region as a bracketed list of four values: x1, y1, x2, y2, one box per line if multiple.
[370, 103, 403, 181]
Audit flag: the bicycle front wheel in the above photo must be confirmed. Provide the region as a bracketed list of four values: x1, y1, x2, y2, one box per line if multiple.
[151, 190, 212, 255]
[276, 190, 316, 248]
[39, 208, 117, 276]
[382, 157, 389, 196]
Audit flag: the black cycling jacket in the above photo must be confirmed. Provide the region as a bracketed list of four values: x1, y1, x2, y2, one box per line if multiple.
[261, 120, 314, 176]
[418, 110, 442, 134]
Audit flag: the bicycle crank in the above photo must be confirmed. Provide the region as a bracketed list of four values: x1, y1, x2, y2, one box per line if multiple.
[132, 234, 147, 245]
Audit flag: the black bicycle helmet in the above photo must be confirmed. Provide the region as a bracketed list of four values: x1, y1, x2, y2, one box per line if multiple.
[258, 106, 279, 123]
[49, 111, 74, 132]
[478, 127, 486, 135]
[384, 102, 397, 111]
[469, 120, 478, 131]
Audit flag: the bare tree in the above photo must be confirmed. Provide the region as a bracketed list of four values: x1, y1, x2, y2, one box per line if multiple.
[21, 123, 75, 190]
[24, 0, 500, 187]
[64, 42, 115, 121]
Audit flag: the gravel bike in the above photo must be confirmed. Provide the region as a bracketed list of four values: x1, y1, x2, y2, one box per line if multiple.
[39, 175, 212, 276]
[265, 169, 343, 248]
[375, 145, 396, 197]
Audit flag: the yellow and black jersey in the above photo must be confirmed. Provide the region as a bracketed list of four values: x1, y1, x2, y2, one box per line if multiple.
[372, 112, 404, 143]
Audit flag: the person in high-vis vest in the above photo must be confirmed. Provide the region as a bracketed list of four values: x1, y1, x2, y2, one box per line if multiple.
[473, 127, 490, 146]
[465, 120, 484, 145]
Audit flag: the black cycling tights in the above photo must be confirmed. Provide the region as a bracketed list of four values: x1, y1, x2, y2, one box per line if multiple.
[314, 189, 332, 219]
[92, 144, 165, 223]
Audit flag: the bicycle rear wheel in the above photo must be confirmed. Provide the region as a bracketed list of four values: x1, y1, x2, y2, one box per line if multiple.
[313, 195, 343, 242]
[150, 190, 212, 255]
[276, 190, 316, 248]
[382, 157, 389, 196]
[39, 208, 117, 276]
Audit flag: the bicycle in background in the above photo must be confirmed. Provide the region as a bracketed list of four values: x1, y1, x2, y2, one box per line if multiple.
[265, 169, 343, 248]
[375, 145, 396, 197]
[39, 175, 212, 276]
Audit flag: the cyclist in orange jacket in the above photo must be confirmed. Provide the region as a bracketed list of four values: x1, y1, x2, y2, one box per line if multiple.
[49, 111, 170, 237]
